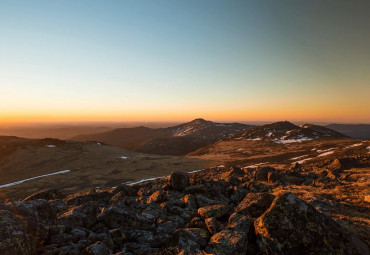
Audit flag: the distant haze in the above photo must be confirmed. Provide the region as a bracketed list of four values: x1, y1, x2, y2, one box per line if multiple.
[1, 1, 369, 123]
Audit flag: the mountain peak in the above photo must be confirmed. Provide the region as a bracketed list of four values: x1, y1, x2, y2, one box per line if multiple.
[188, 118, 209, 125]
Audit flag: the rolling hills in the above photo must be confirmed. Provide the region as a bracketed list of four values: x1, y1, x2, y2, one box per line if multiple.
[72, 118, 253, 155]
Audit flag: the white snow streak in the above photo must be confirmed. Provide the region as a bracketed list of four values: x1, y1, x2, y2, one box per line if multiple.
[0, 170, 71, 189]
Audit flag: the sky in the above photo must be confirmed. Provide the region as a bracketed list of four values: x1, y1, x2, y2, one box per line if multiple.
[1, 0, 369, 124]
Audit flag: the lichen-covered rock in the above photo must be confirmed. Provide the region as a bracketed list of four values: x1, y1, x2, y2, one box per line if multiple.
[23, 188, 64, 201]
[235, 192, 275, 218]
[97, 205, 154, 230]
[146, 190, 165, 203]
[127, 230, 161, 247]
[205, 217, 222, 235]
[0, 209, 38, 255]
[267, 172, 280, 183]
[254, 167, 275, 181]
[230, 185, 249, 204]
[181, 194, 198, 210]
[220, 167, 245, 184]
[205, 230, 248, 255]
[59, 201, 99, 228]
[195, 195, 220, 208]
[170, 170, 190, 191]
[184, 184, 207, 195]
[65, 191, 112, 206]
[111, 183, 137, 196]
[86, 242, 110, 255]
[227, 212, 253, 233]
[198, 204, 228, 218]
[279, 175, 303, 185]
[174, 228, 210, 248]
[254, 192, 369, 254]
[49, 199, 68, 213]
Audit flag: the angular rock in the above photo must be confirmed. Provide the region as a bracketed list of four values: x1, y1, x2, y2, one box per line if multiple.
[195, 195, 220, 208]
[184, 184, 207, 195]
[267, 172, 280, 183]
[254, 192, 369, 254]
[170, 170, 190, 191]
[181, 194, 198, 210]
[147, 190, 165, 203]
[65, 191, 112, 206]
[205, 230, 248, 255]
[23, 188, 64, 201]
[112, 183, 137, 196]
[59, 201, 99, 228]
[0, 209, 38, 255]
[254, 167, 275, 181]
[230, 185, 248, 204]
[235, 192, 275, 218]
[227, 212, 253, 233]
[86, 242, 110, 255]
[198, 204, 228, 218]
[205, 217, 222, 235]
[220, 167, 245, 184]
[97, 205, 154, 230]
[174, 228, 210, 247]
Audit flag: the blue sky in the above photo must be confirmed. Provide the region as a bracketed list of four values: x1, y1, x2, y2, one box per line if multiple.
[1, 0, 369, 123]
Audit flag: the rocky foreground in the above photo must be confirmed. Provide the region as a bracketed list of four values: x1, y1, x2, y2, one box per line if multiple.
[1, 156, 369, 255]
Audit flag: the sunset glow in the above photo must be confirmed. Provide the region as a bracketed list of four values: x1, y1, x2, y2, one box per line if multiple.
[1, 1, 369, 124]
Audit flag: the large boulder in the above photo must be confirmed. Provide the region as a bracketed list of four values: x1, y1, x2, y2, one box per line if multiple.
[235, 192, 275, 218]
[0, 209, 38, 255]
[0, 200, 56, 255]
[254, 192, 369, 254]
[198, 204, 228, 218]
[170, 171, 190, 191]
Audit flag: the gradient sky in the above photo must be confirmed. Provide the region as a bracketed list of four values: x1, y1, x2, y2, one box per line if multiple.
[1, 0, 369, 124]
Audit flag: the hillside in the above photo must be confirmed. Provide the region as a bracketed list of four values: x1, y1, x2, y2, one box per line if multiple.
[72, 119, 253, 155]
[0, 136, 208, 202]
[1, 154, 369, 254]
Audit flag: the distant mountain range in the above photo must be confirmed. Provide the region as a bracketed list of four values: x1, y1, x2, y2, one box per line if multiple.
[229, 121, 347, 143]
[72, 118, 252, 155]
[325, 124, 370, 139]
[72, 119, 353, 155]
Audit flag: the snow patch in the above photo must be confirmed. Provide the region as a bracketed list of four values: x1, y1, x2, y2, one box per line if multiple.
[274, 138, 312, 144]
[0, 170, 71, 189]
[317, 151, 334, 157]
[118, 156, 128, 159]
[344, 143, 363, 149]
[244, 162, 269, 168]
[45, 145, 56, 148]
[292, 158, 312, 164]
[290, 154, 309, 160]
[247, 138, 262, 141]
[188, 169, 205, 173]
[317, 148, 334, 153]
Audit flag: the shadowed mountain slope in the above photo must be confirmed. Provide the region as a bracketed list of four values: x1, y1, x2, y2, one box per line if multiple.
[72, 119, 253, 155]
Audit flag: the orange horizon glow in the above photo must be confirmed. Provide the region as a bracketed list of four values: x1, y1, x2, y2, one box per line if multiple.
[1, 106, 369, 125]
[1, 2, 369, 126]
